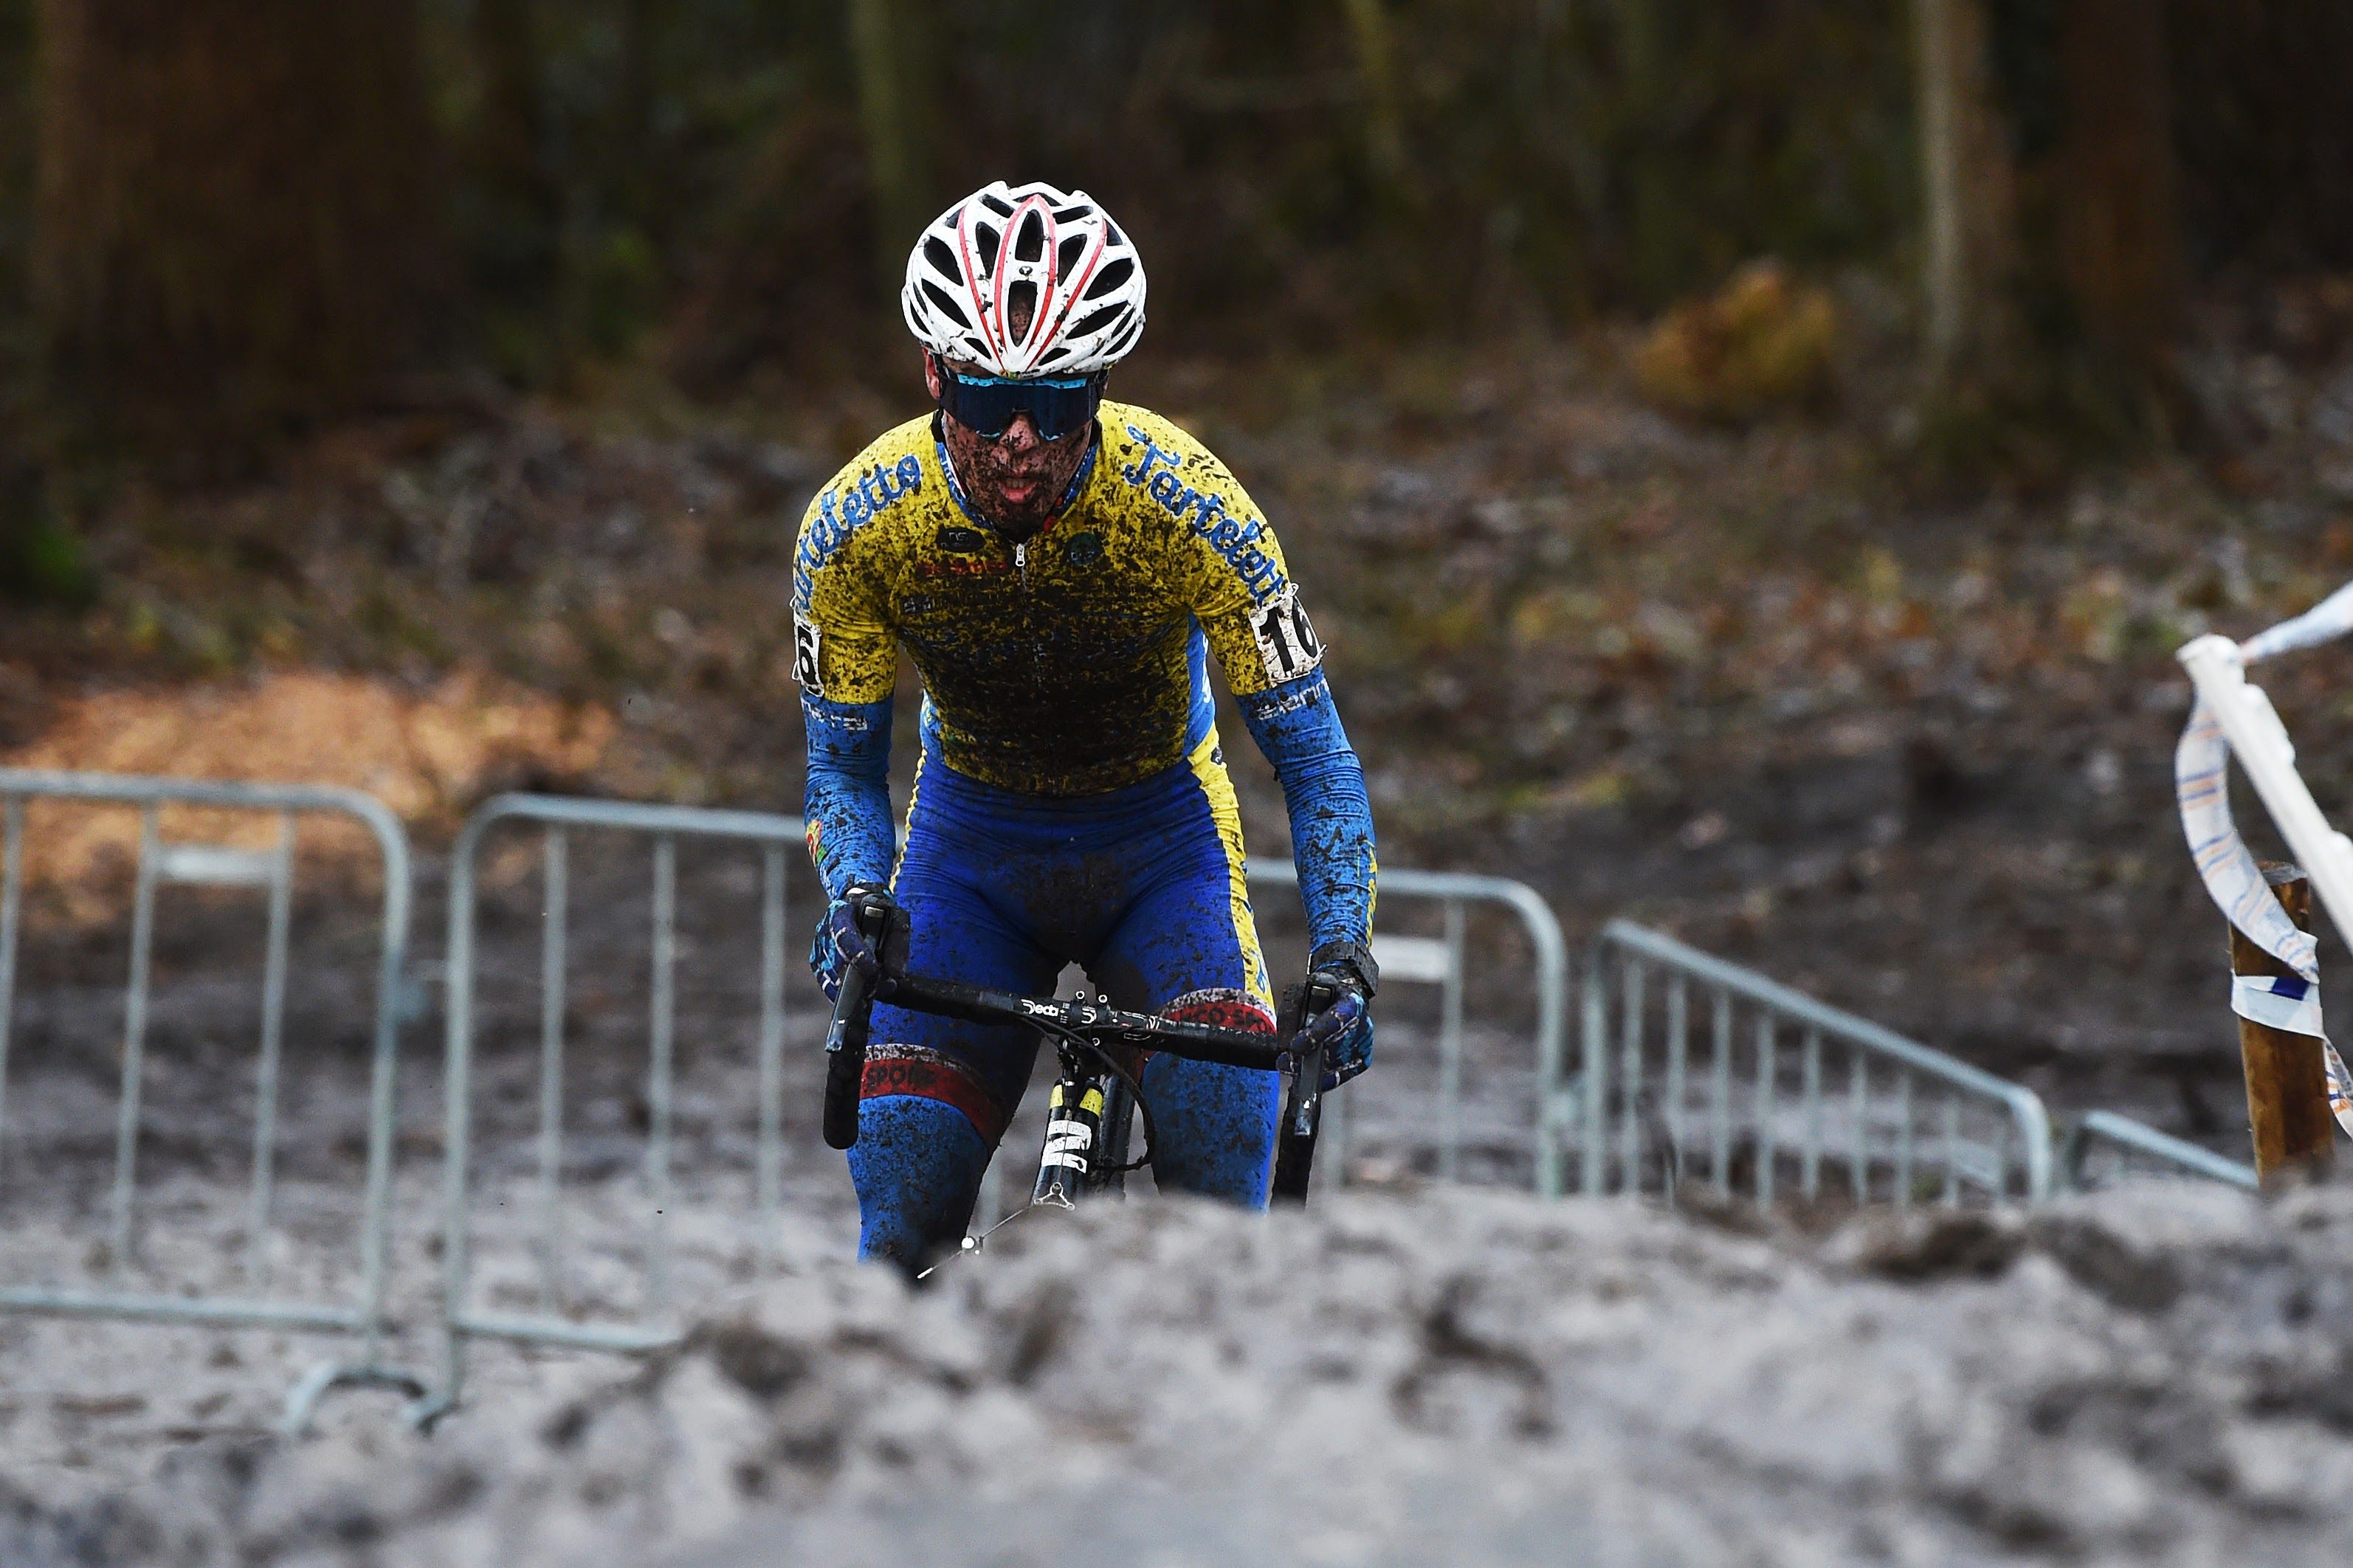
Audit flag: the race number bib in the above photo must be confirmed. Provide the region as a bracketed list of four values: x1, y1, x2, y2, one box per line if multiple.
[792, 618, 824, 694]
[1250, 585, 1323, 685]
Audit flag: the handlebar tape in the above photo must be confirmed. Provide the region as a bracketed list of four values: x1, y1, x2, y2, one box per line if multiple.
[821, 961, 877, 1151]
[885, 973, 1289, 1072]
[1270, 983, 1323, 1205]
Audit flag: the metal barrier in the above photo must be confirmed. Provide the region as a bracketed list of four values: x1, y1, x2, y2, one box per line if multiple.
[0, 767, 421, 1428]
[1573, 920, 2055, 1204]
[1246, 859, 1569, 1193]
[2063, 1110, 2259, 1192]
[430, 793, 802, 1418]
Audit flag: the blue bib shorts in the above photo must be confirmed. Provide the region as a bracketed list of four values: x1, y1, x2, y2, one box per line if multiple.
[847, 731, 1281, 1267]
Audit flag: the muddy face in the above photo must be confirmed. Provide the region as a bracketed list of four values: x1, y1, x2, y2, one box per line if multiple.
[925, 350, 1096, 540]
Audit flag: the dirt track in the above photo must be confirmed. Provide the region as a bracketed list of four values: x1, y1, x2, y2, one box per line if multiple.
[6, 1180, 2353, 1566]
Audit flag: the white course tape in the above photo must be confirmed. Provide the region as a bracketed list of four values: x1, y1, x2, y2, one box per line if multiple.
[2226, 971, 2353, 1139]
[2232, 972, 2324, 1037]
[2238, 578, 2353, 663]
[2177, 585, 2353, 1142]
[2226, 971, 2353, 1141]
[2176, 700, 2318, 980]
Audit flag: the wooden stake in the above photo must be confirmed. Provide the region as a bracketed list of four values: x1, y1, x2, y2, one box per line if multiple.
[2230, 863, 2334, 1181]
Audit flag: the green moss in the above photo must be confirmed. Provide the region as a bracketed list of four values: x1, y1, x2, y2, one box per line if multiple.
[0, 502, 95, 609]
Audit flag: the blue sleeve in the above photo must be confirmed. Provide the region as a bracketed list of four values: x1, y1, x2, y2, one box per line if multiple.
[1236, 671, 1376, 953]
[802, 693, 897, 899]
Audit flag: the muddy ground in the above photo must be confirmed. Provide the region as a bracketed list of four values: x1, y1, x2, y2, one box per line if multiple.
[9, 1180, 2353, 1566]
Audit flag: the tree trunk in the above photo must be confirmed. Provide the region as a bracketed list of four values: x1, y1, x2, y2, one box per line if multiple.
[33, 0, 441, 458]
[1912, 0, 2019, 388]
[467, 0, 556, 298]
[1915, 0, 2180, 427]
[1340, 0, 1407, 190]
[848, 0, 920, 303]
[2056, 0, 2180, 393]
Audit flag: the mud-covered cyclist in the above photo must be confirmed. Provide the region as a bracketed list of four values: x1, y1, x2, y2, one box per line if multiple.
[796, 182, 1377, 1271]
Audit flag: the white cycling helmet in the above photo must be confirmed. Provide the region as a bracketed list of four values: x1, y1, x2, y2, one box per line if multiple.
[901, 181, 1147, 377]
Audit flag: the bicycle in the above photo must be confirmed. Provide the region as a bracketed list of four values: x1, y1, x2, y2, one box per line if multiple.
[819, 924, 1337, 1263]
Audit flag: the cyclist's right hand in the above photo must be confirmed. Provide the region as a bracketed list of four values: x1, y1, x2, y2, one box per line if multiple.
[810, 882, 910, 1002]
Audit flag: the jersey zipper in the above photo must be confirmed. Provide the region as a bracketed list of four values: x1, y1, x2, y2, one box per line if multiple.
[1012, 539, 1046, 689]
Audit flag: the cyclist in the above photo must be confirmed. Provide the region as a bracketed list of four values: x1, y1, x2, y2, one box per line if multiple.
[796, 180, 1377, 1270]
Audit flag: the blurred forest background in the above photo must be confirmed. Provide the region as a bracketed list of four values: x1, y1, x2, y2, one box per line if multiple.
[4, 0, 2353, 1126]
[2, 1, 2348, 486]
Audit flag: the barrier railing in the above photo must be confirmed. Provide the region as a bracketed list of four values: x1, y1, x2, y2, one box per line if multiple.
[2062, 1110, 2259, 1192]
[1246, 858, 1570, 1195]
[428, 793, 803, 1419]
[1573, 920, 2055, 1205]
[0, 768, 421, 1429]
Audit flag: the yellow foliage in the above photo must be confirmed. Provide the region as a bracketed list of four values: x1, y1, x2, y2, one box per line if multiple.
[1633, 260, 1839, 422]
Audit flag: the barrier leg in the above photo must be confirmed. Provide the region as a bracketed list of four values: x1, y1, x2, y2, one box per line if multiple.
[111, 807, 160, 1265]
[757, 843, 786, 1233]
[0, 797, 21, 1186]
[537, 827, 569, 1310]
[247, 815, 294, 1279]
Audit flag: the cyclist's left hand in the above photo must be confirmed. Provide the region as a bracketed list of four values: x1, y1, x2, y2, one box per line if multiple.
[1301, 942, 1379, 1092]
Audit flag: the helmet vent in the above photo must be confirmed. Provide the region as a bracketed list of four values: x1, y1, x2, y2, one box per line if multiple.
[1053, 204, 1092, 221]
[1083, 257, 1133, 300]
[1013, 212, 1046, 263]
[921, 280, 971, 328]
[1007, 282, 1038, 339]
[1057, 234, 1087, 276]
[1067, 302, 1126, 341]
[975, 224, 1002, 265]
[923, 237, 959, 280]
[979, 192, 1015, 217]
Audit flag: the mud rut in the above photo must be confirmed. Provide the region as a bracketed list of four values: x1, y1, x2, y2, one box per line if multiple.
[0, 832, 1543, 1498]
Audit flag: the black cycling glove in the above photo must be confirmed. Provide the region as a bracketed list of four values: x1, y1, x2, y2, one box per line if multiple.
[810, 883, 911, 1002]
[1301, 940, 1379, 1092]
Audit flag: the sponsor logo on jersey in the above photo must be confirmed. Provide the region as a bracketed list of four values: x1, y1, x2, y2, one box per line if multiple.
[914, 556, 1011, 579]
[1121, 424, 1285, 603]
[793, 452, 926, 609]
[1241, 674, 1326, 720]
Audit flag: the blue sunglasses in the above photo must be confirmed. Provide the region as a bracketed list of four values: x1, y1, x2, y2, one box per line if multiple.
[934, 363, 1106, 441]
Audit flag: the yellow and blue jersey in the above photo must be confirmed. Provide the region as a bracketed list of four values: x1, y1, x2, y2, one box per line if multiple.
[794, 401, 1373, 959]
[793, 402, 1325, 794]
